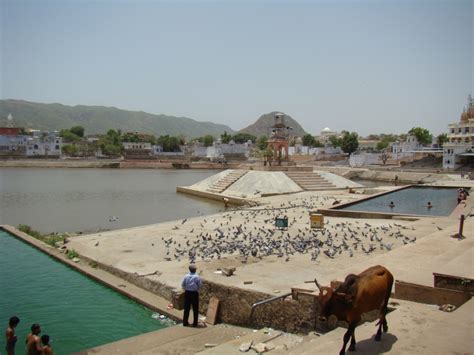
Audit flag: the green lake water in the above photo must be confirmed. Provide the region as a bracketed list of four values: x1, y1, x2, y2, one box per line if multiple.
[0, 230, 173, 354]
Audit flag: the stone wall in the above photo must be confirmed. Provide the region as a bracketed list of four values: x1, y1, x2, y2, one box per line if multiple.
[198, 280, 319, 333]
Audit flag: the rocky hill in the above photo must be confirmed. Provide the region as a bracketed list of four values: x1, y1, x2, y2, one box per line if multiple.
[239, 112, 307, 137]
[0, 100, 234, 138]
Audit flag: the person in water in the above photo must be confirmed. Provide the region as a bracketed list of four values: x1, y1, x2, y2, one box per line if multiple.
[26, 323, 42, 355]
[5, 316, 20, 355]
[41, 335, 53, 355]
[427, 202, 433, 208]
[389, 201, 395, 208]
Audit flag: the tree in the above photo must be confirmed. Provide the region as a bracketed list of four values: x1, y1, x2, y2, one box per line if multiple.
[157, 135, 181, 151]
[302, 134, 316, 147]
[437, 133, 448, 147]
[376, 135, 397, 151]
[257, 135, 268, 150]
[408, 127, 432, 145]
[220, 131, 232, 144]
[328, 135, 341, 147]
[61, 144, 79, 156]
[60, 130, 81, 143]
[70, 126, 85, 138]
[98, 129, 123, 157]
[340, 132, 359, 155]
[231, 133, 256, 144]
[202, 135, 214, 147]
[313, 139, 324, 148]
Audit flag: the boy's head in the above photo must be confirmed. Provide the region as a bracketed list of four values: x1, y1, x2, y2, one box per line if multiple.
[41, 334, 50, 346]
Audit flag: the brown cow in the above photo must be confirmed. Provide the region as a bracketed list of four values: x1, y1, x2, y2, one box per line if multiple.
[315, 265, 394, 355]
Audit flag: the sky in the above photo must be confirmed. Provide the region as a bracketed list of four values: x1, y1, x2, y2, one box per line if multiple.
[0, 0, 472, 136]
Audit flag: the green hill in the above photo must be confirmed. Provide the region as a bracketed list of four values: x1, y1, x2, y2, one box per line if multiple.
[0, 100, 234, 137]
[239, 111, 307, 137]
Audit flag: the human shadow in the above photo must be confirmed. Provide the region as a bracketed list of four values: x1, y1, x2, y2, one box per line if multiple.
[351, 333, 398, 354]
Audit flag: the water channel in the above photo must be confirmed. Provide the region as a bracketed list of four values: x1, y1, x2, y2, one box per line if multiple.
[0, 229, 173, 354]
[0, 168, 221, 233]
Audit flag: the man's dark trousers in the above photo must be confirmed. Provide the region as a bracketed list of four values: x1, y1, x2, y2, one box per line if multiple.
[183, 290, 199, 327]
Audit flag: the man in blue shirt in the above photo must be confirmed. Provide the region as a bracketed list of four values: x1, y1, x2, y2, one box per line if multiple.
[181, 264, 203, 327]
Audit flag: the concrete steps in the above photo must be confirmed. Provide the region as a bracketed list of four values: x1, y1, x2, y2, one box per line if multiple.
[285, 171, 336, 191]
[206, 170, 248, 193]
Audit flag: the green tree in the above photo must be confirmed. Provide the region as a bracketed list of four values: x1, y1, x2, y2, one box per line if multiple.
[302, 134, 316, 147]
[408, 127, 432, 145]
[61, 144, 79, 156]
[231, 133, 256, 144]
[220, 131, 232, 144]
[257, 135, 268, 150]
[70, 126, 85, 138]
[106, 129, 122, 145]
[436, 133, 448, 147]
[202, 135, 214, 147]
[157, 135, 181, 151]
[98, 129, 123, 157]
[122, 132, 140, 142]
[376, 135, 397, 151]
[313, 139, 324, 148]
[328, 135, 341, 147]
[60, 130, 81, 143]
[101, 143, 122, 157]
[340, 132, 359, 155]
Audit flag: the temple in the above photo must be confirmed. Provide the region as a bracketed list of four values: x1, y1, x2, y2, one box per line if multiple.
[443, 95, 474, 170]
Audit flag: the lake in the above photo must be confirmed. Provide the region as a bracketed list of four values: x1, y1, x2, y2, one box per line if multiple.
[0, 168, 221, 233]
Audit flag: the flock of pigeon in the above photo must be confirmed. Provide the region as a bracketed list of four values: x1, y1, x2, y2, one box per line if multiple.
[159, 194, 418, 264]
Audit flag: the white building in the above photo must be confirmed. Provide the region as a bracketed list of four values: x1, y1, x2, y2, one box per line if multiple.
[0, 135, 28, 153]
[319, 127, 337, 144]
[26, 131, 62, 156]
[443, 96, 474, 170]
[206, 139, 252, 160]
[390, 135, 423, 154]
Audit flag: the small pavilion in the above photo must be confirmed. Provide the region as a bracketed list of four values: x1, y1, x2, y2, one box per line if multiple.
[267, 112, 292, 165]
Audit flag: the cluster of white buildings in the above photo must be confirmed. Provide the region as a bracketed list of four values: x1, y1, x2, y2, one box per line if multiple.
[121, 138, 252, 161]
[0, 127, 62, 157]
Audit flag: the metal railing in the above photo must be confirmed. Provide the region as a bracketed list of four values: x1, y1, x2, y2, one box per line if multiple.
[249, 292, 292, 320]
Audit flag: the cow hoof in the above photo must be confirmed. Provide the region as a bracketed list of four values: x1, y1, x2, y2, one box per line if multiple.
[348, 345, 356, 351]
[375, 335, 381, 342]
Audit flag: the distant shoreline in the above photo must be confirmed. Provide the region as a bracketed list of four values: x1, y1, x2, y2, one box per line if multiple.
[0, 158, 236, 170]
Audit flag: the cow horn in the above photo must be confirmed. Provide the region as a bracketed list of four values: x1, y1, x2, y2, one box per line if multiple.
[314, 278, 322, 290]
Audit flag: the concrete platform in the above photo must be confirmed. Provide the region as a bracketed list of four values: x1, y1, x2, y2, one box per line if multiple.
[177, 169, 363, 200]
[64, 180, 472, 353]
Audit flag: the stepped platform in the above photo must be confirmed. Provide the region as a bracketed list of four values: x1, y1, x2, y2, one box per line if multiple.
[285, 170, 337, 190]
[178, 169, 362, 202]
[206, 170, 248, 193]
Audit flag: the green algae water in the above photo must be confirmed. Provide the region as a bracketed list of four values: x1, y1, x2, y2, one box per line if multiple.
[0, 230, 173, 354]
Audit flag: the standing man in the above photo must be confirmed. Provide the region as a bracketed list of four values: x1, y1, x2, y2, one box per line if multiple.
[181, 264, 202, 327]
[26, 323, 42, 355]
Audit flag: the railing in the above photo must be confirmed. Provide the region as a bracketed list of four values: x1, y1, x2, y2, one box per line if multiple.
[249, 292, 292, 320]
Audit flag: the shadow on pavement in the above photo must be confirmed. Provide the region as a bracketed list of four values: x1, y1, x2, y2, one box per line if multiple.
[352, 333, 398, 354]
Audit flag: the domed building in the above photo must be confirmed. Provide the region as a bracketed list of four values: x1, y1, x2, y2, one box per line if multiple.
[319, 127, 337, 144]
[443, 95, 474, 170]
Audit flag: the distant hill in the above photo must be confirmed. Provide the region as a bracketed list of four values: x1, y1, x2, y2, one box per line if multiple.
[239, 112, 307, 137]
[0, 100, 234, 138]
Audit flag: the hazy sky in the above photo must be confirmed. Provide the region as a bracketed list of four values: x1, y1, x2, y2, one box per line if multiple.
[1, 0, 472, 136]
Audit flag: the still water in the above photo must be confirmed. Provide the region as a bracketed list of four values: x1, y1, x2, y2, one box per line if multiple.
[0, 229, 173, 354]
[340, 186, 458, 216]
[0, 168, 221, 233]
